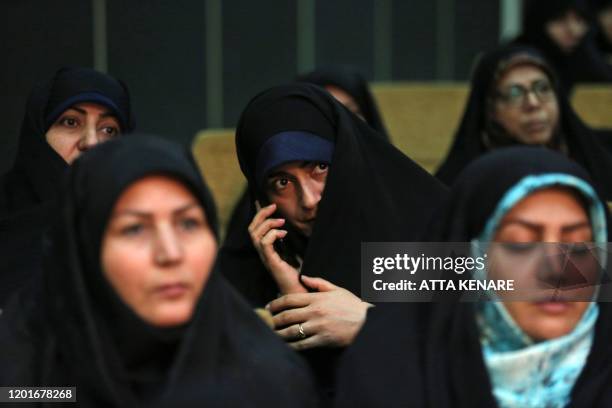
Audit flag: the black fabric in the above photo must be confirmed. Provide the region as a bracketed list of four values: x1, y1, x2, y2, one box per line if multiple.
[219, 83, 447, 404]
[0, 135, 317, 407]
[222, 83, 447, 303]
[297, 65, 391, 141]
[512, 0, 612, 94]
[0, 66, 134, 215]
[589, 0, 612, 62]
[0, 67, 134, 308]
[221, 66, 392, 285]
[335, 147, 612, 407]
[435, 45, 612, 200]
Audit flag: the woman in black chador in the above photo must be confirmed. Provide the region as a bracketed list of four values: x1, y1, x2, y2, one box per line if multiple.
[513, 0, 612, 94]
[435, 45, 612, 200]
[222, 65, 391, 290]
[0, 135, 317, 407]
[336, 147, 612, 407]
[297, 65, 390, 140]
[220, 83, 446, 401]
[590, 0, 612, 63]
[0, 67, 135, 306]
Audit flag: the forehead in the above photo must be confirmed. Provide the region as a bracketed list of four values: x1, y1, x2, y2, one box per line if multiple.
[268, 160, 310, 176]
[503, 187, 589, 223]
[113, 175, 197, 210]
[497, 64, 549, 88]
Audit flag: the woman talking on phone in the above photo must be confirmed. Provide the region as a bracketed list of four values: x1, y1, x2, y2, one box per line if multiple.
[220, 83, 447, 400]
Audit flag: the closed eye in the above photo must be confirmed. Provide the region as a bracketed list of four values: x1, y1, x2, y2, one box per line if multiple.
[501, 242, 538, 253]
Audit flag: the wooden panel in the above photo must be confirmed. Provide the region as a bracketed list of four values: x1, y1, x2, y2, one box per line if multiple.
[372, 82, 468, 172]
[192, 129, 245, 235]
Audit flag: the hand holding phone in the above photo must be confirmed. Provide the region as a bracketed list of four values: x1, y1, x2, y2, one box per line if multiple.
[248, 202, 307, 294]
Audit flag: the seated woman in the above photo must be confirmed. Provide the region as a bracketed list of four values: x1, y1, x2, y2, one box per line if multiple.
[591, 0, 612, 64]
[1, 66, 134, 214]
[297, 65, 390, 140]
[222, 64, 390, 281]
[513, 0, 612, 94]
[435, 45, 612, 201]
[0, 135, 317, 407]
[335, 147, 612, 407]
[0, 67, 134, 306]
[220, 83, 447, 399]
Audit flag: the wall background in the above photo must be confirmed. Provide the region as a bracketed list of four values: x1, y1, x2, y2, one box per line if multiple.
[0, 0, 508, 174]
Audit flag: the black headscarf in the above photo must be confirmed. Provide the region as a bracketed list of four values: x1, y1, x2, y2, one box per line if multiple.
[221, 83, 447, 304]
[297, 65, 391, 141]
[0, 67, 135, 307]
[435, 45, 612, 200]
[588, 0, 612, 58]
[513, 0, 612, 93]
[1, 66, 134, 215]
[219, 84, 446, 404]
[0, 135, 317, 407]
[335, 147, 612, 407]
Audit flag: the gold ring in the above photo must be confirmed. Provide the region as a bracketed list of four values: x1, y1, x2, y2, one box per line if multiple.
[297, 323, 307, 339]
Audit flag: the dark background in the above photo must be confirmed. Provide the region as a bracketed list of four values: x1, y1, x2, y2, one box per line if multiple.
[0, 0, 500, 174]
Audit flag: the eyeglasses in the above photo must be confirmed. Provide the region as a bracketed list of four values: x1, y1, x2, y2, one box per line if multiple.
[495, 80, 555, 106]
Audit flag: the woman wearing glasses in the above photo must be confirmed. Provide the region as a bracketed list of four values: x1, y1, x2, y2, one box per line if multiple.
[435, 45, 612, 200]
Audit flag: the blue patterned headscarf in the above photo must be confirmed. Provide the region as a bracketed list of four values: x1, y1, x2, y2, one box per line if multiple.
[473, 173, 607, 408]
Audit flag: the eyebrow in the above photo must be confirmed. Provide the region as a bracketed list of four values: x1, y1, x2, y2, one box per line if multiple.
[499, 219, 591, 232]
[112, 203, 200, 218]
[502, 78, 549, 88]
[65, 106, 116, 119]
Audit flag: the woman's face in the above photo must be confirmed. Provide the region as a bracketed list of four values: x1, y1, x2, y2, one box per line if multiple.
[101, 176, 217, 327]
[45, 102, 121, 164]
[265, 161, 329, 237]
[492, 65, 560, 145]
[492, 187, 593, 341]
[598, 7, 612, 45]
[546, 9, 589, 53]
[324, 85, 366, 121]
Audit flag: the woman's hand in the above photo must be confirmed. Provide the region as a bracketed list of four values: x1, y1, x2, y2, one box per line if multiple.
[248, 202, 307, 294]
[267, 276, 373, 350]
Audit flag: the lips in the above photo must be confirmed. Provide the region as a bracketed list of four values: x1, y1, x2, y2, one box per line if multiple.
[523, 120, 549, 133]
[154, 282, 189, 299]
[533, 301, 572, 314]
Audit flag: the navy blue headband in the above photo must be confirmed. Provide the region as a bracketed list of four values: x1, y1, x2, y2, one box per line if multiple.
[255, 131, 334, 187]
[44, 92, 126, 132]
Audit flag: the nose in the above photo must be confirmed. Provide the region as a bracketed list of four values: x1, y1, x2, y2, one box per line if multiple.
[153, 224, 184, 265]
[77, 124, 99, 152]
[536, 244, 566, 291]
[568, 17, 584, 38]
[523, 90, 542, 109]
[299, 182, 321, 212]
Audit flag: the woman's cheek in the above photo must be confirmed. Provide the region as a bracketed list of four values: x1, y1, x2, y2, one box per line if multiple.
[102, 240, 153, 314]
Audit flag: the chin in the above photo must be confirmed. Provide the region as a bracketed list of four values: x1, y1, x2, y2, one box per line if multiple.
[520, 132, 553, 145]
[150, 303, 195, 327]
[529, 320, 576, 341]
[295, 224, 313, 237]
[527, 310, 582, 340]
